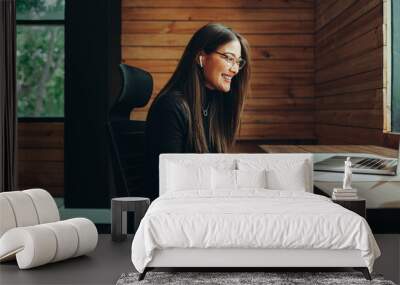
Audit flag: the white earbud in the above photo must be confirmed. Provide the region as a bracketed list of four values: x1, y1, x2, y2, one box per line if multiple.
[199, 57, 203, 68]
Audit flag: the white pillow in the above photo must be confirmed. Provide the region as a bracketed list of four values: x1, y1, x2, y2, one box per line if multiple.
[167, 162, 212, 191]
[211, 168, 268, 190]
[236, 169, 267, 189]
[237, 159, 309, 192]
[211, 168, 236, 190]
[267, 162, 308, 191]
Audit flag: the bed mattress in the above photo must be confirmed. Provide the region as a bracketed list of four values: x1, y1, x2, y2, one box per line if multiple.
[131, 190, 380, 273]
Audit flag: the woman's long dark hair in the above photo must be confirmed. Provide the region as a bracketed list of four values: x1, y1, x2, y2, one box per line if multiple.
[155, 23, 251, 153]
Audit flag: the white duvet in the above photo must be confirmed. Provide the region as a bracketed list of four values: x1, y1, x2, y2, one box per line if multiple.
[131, 190, 380, 273]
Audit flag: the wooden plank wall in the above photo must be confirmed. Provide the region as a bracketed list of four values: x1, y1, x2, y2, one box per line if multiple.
[121, 0, 316, 140]
[314, 0, 386, 145]
[17, 123, 64, 196]
[17, 0, 398, 198]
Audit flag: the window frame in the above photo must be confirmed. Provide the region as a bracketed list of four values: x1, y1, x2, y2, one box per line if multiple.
[391, 0, 400, 133]
[384, 0, 400, 134]
[16, 11, 65, 122]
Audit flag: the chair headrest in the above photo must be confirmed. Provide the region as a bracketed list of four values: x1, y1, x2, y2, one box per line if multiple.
[110, 64, 153, 119]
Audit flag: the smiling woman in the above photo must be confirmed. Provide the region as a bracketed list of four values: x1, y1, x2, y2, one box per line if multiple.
[144, 23, 251, 200]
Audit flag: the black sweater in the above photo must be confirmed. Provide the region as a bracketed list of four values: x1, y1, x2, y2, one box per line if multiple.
[144, 88, 218, 200]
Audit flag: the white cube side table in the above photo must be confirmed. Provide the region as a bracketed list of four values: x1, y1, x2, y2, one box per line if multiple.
[111, 197, 150, 242]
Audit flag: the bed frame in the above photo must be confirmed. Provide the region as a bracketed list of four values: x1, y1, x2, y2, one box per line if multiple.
[138, 154, 372, 281]
[139, 248, 371, 280]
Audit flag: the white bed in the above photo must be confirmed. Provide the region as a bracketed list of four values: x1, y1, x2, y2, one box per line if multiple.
[131, 154, 380, 280]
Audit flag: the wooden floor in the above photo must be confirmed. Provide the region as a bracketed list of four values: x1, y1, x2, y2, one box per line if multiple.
[0, 235, 133, 285]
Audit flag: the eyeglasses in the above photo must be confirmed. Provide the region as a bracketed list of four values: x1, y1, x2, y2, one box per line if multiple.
[214, 51, 246, 70]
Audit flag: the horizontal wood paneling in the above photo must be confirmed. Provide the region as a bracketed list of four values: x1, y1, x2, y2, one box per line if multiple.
[18, 122, 64, 148]
[315, 0, 337, 22]
[122, 21, 314, 34]
[316, 28, 383, 71]
[316, 4, 383, 56]
[18, 123, 64, 197]
[18, 148, 64, 161]
[243, 98, 314, 111]
[123, 47, 314, 60]
[249, 86, 314, 98]
[19, 162, 64, 187]
[314, 0, 385, 145]
[315, 68, 383, 97]
[147, 72, 314, 87]
[315, 90, 383, 111]
[315, 109, 383, 129]
[315, 0, 381, 42]
[315, 47, 383, 84]
[146, 73, 314, 98]
[135, 96, 315, 112]
[240, 123, 315, 140]
[122, 0, 314, 8]
[122, 0, 315, 140]
[122, 8, 314, 21]
[315, 0, 357, 32]
[18, 0, 398, 200]
[241, 111, 314, 124]
[315, 124, 384, 145]
[122, 34, 314, 47]
[124, 59, 314, 73]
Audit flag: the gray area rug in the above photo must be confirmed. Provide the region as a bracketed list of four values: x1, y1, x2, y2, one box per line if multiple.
[116, 272, 396, 285]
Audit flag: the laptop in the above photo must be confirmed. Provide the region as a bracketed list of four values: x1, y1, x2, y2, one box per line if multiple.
[314, 143, 399, 176]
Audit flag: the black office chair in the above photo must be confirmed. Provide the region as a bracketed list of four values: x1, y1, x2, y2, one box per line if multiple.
[108, 64, 153, 197]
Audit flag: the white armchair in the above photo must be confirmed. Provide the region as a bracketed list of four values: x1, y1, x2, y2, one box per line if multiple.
[0, 189, 98, 269]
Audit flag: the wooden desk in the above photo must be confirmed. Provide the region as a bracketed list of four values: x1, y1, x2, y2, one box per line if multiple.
[259, 144, 400, 234]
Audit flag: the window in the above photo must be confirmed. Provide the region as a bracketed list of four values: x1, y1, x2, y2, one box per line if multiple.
[16, 0, 65, 118]
[392, 0, 400, 132]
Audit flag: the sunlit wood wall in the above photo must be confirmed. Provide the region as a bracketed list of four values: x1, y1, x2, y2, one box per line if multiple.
[19, 0, 399, 198]
[121, 0, 316, 140]
[314, 0, 385, 144]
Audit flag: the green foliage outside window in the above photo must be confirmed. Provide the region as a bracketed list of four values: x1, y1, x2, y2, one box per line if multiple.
[16, 0, 64, 118]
